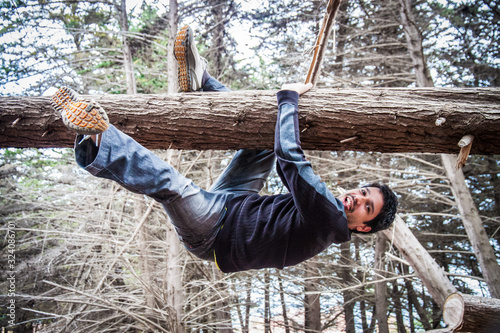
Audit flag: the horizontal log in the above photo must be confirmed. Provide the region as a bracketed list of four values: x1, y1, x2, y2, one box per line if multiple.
[1, 88, 499, 153]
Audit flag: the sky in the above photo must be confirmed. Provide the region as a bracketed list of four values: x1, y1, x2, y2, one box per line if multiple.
[0, 0, 261, 96]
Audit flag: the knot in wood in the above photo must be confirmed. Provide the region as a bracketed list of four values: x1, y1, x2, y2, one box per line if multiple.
[235, 110, 247, 125]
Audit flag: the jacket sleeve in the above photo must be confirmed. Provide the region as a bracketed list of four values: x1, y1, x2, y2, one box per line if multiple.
[274, 90, 347, 223]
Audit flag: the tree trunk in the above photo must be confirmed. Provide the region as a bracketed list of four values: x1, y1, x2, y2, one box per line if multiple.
[354, 238, 369, 333]
[340, 242, 356, 333]
[488, 157, 500, 216]
[163, 5, 184, 331]
[382, 216, 500, 331]
[213, 268, 233, 333]
[165, 220, 184, 333]
[1, 88, 499, 153]
[374, 234, 390, 333]
[245, 279, 252, 333]
[278, 275, 291, 333]
[304, 262, 321, 332]
[264, 271, 271, 333]
[167, 0, 178, 94]
[119, 0, 137, 94]
[403, 267, 432, 330]
[392, 281, 407, 333]
[399, 0, 434, 88]
[208, 0, 225, 78]
[397, 2, 500, 329]
[164, 150, 185, 333]
[136, 198, 156, 311]
[441, 154, 500, 298]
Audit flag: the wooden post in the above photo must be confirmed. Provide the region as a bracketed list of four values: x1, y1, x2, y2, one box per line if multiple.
[441, 154, 500, 298]
[305, 0, 342, 85]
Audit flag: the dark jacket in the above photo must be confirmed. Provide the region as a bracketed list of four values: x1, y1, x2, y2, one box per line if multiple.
[214, 90, 351, 272]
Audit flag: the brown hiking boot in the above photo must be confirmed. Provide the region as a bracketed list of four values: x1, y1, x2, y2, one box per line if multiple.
[51, 87, 109, 135]
[174, 25, 207, 92]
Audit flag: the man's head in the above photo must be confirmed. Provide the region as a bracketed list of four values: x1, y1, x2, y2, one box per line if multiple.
[338, 183, 397, 234]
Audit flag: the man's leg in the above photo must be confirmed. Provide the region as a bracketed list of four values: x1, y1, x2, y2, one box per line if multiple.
[175, 24, 231, 93]
[202, 76, 231, 92]
[174, 25, 275, 194]
[175, 25, 209, 92]
[210, 149, 276, 195]
[52, 88, 230, 260]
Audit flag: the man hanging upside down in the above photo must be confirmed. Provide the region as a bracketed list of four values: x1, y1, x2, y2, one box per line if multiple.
[51, 25, 398, 273]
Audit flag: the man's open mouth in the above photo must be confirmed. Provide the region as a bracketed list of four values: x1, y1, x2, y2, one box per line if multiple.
[343, 195, 355, 213]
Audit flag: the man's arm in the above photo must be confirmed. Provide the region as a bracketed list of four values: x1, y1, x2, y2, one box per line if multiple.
[274, 84, 346, 221]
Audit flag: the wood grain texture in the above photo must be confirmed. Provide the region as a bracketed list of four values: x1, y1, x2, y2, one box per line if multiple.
[1, 88, 499, 153]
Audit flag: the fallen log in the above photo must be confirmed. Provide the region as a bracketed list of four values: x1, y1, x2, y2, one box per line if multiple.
[1, 88, 499, 153]
[443, 293, 500, 332]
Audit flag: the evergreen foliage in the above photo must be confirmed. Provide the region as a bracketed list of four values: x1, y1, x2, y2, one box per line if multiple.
[0, 0, 499, 332]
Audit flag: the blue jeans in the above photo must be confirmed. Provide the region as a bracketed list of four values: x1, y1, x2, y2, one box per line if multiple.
[75, 77, 275, 260]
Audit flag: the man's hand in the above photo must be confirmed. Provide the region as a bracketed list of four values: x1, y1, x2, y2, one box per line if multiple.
[280, 82, 313, 96]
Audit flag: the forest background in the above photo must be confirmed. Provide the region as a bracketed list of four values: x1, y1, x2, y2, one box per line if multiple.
[0, 0, 499, 332]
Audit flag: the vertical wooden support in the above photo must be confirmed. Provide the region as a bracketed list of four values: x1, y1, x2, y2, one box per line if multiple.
[305, 0, 343, 85]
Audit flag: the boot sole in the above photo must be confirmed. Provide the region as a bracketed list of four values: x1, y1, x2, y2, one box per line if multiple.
[52, 87, 109, 135]
[174, 25, 192, 92]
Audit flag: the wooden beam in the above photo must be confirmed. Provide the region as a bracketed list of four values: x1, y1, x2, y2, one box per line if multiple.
[1, 88, 499, 153]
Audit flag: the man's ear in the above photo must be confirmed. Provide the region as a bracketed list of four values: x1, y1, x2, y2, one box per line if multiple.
[355, 225, 372, 233]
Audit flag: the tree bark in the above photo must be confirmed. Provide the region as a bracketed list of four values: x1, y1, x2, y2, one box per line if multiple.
[340, 242, 356, 333]
[374, 234, 390, 333]
[404, 268, 432, 330]
[264, 271, 271, 333]
[213, 268, 234, 333]
[164, 151, 185, 333]
[1, 88, 499, 153]
[208, 0, 225, 77]
[136, 198, 156, 311]
[304, 262, 321, 332]
[119, 0, 137, 94]
[399, 0, 434, 88]
[245, 279, 252, 333]
[278, 275, 291, 333]
[167, 0, 178, 94]
[441, 154, 500, 298]
[354, 238, 370, 333]
[392, 281, 408, 333]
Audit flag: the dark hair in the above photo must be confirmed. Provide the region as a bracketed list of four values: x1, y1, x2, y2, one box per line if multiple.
[351, 183, 398, 234]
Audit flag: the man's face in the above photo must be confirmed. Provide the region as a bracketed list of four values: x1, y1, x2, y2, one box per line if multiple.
[338, 187, 384, 232]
